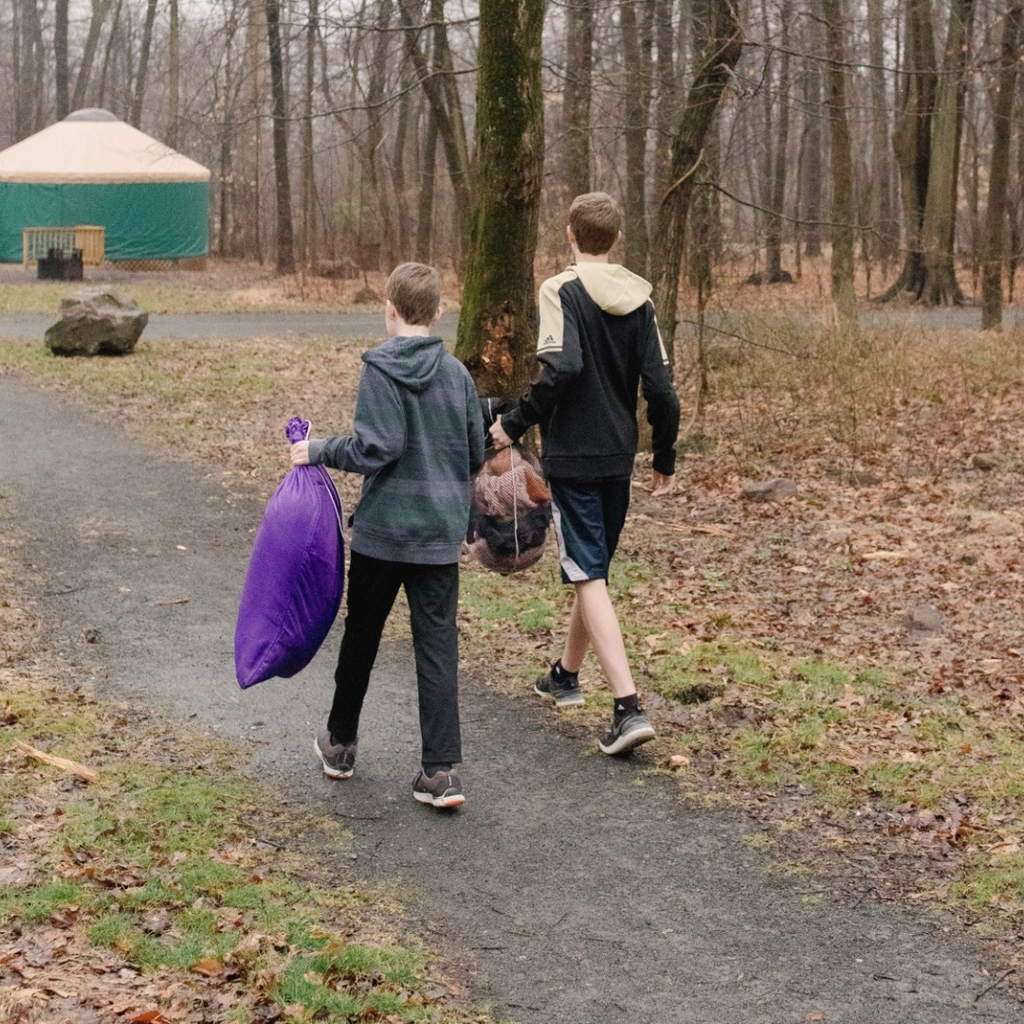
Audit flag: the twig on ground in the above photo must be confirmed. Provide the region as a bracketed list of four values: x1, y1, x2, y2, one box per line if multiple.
[973, 968, 1016, 1003]
[14, 740, 99, 783]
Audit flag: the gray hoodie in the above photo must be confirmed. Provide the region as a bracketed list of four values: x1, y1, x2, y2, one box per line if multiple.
[309, 335, 485, 564]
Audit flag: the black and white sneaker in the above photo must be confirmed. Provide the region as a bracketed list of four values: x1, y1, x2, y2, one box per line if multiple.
[412, 768, 465, 809]
[314, 729, 357, 779]
[534, 664, 585, 707]
[599, 711, 656, 755]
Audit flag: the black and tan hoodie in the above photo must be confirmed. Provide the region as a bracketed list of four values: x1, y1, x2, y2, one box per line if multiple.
[501, 263, 680, 481]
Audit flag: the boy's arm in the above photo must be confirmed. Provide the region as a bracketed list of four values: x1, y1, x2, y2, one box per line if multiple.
[306, 365, 407, 474]
[466, 376, 486, 475]
[499, 276, 582, 442]
[640, 301, 681, 479]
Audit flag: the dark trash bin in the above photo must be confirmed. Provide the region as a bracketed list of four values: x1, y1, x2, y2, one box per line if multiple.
[38, 247, 84, 281]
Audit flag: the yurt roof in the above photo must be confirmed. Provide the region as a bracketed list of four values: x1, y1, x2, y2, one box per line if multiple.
[0, 109, 210, 184]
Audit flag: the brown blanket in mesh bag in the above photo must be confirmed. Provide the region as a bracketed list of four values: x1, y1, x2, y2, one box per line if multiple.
[466, 443, 552, 575]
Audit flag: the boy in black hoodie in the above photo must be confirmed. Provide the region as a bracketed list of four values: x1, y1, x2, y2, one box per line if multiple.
[490, 193, 680, 755]
[291, 263, 484, 807]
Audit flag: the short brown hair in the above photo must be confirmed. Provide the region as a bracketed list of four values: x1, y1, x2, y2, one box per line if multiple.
[385, 262, 441, 327]
[569, 192, 623, 255]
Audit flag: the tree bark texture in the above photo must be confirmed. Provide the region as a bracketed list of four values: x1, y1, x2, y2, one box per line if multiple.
[821, 0, 857, 325]
[54, 0, 69, 120]
[168, 0, 180, 148]
[455, 0, 545, 399]
[562, 0, 593, 197]
[620, 0, 653, 276]
[266, 0, 296, 275]
[650, 0, 742, 360]
[130, 0, 159, 128]
[885, 0, 943, 301]
[981, 1, 1023, 329]
[919, 0, 975, 305]
[766, 0, 791, 281]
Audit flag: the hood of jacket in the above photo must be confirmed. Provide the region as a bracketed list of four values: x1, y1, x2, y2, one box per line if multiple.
[572, 262, 652, 316]
[363, 334, 446, 392]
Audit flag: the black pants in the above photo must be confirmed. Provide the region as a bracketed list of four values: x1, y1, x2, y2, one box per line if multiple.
[328, 551, 462, 766]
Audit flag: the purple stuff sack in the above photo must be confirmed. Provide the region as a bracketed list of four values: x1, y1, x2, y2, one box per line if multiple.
[234, 417, 345, 688]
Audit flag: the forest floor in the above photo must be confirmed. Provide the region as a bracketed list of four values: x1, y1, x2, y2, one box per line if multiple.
[2, 261, 1024, 1018]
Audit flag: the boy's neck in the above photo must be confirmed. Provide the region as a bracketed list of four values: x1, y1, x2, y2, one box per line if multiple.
[391, 321, 433, 337]
[571, 244, 612, 265]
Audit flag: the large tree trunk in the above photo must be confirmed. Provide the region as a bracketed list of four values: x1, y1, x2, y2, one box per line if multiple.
[919, 0, 975, 305]
[765, 0, 792, 281]
[266, 0, 296, 275]
[884, 0, 943, 301]
[562, 0, 593, 197]
[130, 0, 159, 127]
[620, 0, 653, 276]
[455, 0, 544, 398]
[652, 0, 676, 202]
[981, 1, 1023, 329]
[650, 0, 742, 360]
[363, 0, 397, 270]
[821, 0, 857, 325]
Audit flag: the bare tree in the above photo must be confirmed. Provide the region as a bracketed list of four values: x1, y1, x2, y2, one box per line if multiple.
[821, 0, 856, 325]
[620, 0, 653, 275]
[131, 0, 159, 127]
[563, 0, 594, 196]
[650, 0, 743, 357]
[266, 0, 296, 274]
[982, 0, 1024, 329]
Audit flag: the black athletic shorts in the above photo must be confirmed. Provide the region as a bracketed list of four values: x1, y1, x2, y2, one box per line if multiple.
[549, 478, 631, 583]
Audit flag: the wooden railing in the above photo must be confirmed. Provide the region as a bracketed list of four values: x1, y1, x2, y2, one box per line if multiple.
[23, 226, 105, 269]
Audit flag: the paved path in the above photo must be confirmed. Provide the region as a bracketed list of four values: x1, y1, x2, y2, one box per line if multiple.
[0, 376, 1019, 1024]
[3, 306, 1023, 347]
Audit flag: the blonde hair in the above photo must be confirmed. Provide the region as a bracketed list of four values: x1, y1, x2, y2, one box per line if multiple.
[569, 192, 623, 255]
[385, 262, 441, 327]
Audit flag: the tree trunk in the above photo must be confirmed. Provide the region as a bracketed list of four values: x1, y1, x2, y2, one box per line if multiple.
[266, 0, 296, 275]
[455, 0, 545, 398]
[563, 0, 593, 197]
[301, 0, 318, 268]
[650, 0, 742, 360]
[365, 0, 397, 269]
[981, 1, 1023, 329]
[765, 0, 791, 281]
[652, 0, 676, 202]
[801, 28, 824, 257]
[919, 0, 975, 305]
[130, 0, 159, 127]
[866, 0, 896, 267]
[54, 0, 70, 120]
[96, 0, 124, 110]
[415, 101, 439, 262]
[72, 0, 115, 113]
[168, 0, 180, 147]
[399, 0, 473, 258]
[821, 0, 857, 325]
[620, 0, 653, 276]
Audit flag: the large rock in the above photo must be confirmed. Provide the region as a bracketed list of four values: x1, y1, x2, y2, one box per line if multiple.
[45, 288, 148, 356]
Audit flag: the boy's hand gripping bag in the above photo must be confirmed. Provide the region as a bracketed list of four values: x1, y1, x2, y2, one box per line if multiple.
[466, 398, 552, 575]
[234, 417, 345, 688]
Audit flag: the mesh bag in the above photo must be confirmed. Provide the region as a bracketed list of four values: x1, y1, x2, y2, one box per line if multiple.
[466, 399, 552, 575]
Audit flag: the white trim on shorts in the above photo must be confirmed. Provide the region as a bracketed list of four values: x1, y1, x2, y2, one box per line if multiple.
[551, 503, 591, 582]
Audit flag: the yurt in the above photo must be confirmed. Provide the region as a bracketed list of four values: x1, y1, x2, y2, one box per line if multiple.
[0, 109, 210, 264]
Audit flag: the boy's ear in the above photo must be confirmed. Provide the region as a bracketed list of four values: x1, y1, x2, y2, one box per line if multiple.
[431, 305, 443, 326]
[566, 225, 575, 246]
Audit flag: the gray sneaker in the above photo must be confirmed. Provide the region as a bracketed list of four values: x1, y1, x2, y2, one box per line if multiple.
[412, 768, 465, 809]
[314, 729, 357, 779]
[598, 711, 655, 755]
[534, 664, 585, 707]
